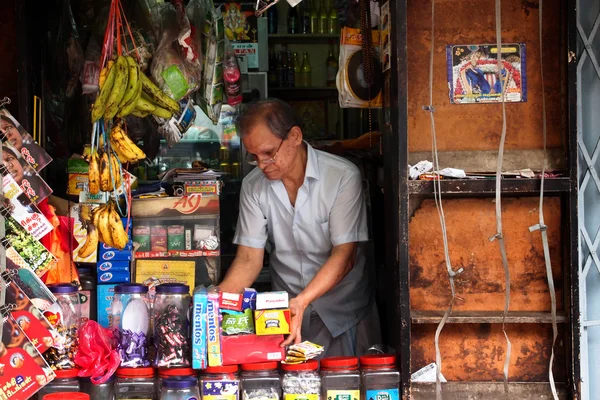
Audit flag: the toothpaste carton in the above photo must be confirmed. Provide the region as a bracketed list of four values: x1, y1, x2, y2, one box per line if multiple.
[98, 244, 133, 261]
[97, 271, 131, 284]
[192, 286, 209, 369]
[256, 291, 289, 310]
[207, 289, 222, 366]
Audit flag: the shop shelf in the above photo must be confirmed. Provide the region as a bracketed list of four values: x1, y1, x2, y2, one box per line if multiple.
[268, 33, 339, 43]
[408, 177, 571, 196]
[411, 382, 566, 399]
[135, 249, 220, 259]
[410, 310, 568, 324]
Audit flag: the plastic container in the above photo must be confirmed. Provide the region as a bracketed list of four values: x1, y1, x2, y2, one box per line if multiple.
[160, 377, 200, 400]
[80, 375, 116, 400]
[115, 367, 157, 399]
[320, 357, 360, 400]
[359, 355, 399, 400]
[241, 362, 281, 400]
[113, 283, 151, 368]
[152, 283, 191, 368]
[157, 368, 195, 396]
[37, 369, 81, 399]
[200, 365, 240, 400]
[78, 266, 97, 322]
[44, 283, 81, 370]
[281, 360, 321, 400]
[42, 393, 90, 400]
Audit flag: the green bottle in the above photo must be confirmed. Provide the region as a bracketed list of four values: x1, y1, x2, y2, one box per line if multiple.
[293, 52, 302, 86]
[328, 0, 338, 34]
[310, 0, 318, 34]
[301, 52, 312, 87]
[318, 0, 328, 34]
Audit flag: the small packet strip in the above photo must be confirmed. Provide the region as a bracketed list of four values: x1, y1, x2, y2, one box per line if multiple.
[282, 341, 324, 364]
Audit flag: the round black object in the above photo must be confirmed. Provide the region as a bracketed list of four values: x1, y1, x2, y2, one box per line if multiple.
[345, 49, 383, 102]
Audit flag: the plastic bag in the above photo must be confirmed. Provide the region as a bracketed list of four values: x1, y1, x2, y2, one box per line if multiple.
[75, 320, 121, 384]
[224, 39, 242, 106]
[150, 2, 202, 101]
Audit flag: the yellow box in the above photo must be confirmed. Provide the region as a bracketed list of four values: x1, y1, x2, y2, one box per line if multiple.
[135, 260, 196, 300]
[254, 309, 291, 335]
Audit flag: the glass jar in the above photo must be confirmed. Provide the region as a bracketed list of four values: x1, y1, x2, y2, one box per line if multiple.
[157, 368, 195, 396]
[241, 362, 281, 400]
[115, 367, 157, 400]
[44, 283, 81, 370]
[320, 357, 360, 400]
[359, 355, 399, 400]
[113, 284, 151, 368]
[160, 377, 200, 400]
[36, 369, 81, 399]
[281, 360, 321, 400]
[200, 365, 240, 400]
[152, 283, 191, 368]
[80, 375, 116, 400]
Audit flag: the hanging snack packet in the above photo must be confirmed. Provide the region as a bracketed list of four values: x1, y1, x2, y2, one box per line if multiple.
[283, 341, 324, 364]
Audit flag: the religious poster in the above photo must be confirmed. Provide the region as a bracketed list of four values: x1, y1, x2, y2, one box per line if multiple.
[446, 43, 527, 104]
[218, 2, 260, 68]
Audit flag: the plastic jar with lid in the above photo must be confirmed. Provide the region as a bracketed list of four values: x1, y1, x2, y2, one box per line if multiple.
[281, 360, 321, 400]
[36, 369, 81, 399]
[80, 375, 116, 400]
[115, 367, 157, 399]
[113, 283, 151, 368]
[157, 368, 195, 396]
[320, 357, 360, 400]
[44, 283, 81, 370]
[160, 377, 200, 400]
[359, 355, 399, 400]
[152, 283, 191, 368]
[200, 365, 240, 400]
[42, 393, 90, 400]
[241, 362, 281, 400]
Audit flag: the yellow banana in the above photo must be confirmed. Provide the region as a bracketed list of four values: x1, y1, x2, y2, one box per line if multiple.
[98, 61, 114, 90]
[97, 205, 115, 248]
[91, 60, 117, 122]
[110, 138, 134, 164]
[110, 126, 146, 161]
[117, 77, 142, 118]
[130, 109, 150, 118]
[110, 151, 123, 189]
[107, 202, 129, 250]
[104, 56, 129, 120]
[141, 74, 180, 113]
[135, 96, 156, 113]
[118, 57, 140, 111]
[88, 152, 100, 194]
[99, 150, 113, 192]
[150, 104, 173, 119]
[77, 224, 98, 258]
[91, 206, 104, 243]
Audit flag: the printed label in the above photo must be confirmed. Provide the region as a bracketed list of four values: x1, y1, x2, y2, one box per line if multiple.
[202, 379, 239, 400]
[366, 389, 398, 400]
[327, 390, 359, 400]
[284, 395, 319, 400]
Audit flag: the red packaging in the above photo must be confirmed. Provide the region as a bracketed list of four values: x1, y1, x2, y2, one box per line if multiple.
[219, 292, 243, 311]
[220, 334, 285, 366]
[151, 226, 167, 252]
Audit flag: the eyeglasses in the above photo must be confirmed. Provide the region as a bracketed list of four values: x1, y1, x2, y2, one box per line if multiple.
[245, 138, 285, 166]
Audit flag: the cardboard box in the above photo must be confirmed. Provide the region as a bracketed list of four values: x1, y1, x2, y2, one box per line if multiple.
[98, 245, 133, 261]
[242, 288, 257, 311]
[192, 286, 208, 369]
[220, 292, 243, 311]
[97, 271, 130, 284]
[221, 334, 285, 365]
[67, 157, 89, 195]
[135, 260, 196, 301]
[97, 260, 131, 272]
[97, 284, 118, 328]
[256, 291, 289, 310]
[254, 309, 291, 335]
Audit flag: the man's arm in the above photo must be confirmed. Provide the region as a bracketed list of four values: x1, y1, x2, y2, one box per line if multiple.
[218, 244, 265, 293]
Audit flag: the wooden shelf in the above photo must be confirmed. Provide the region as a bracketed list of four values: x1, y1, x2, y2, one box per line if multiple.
[135, 250, 220, 259]
[268, 33, 338, 43]
[411, 310, 568, 324]
[408, 177, 571, 196]
[411, 382, 566, 399]
[268, 86, 338, 99]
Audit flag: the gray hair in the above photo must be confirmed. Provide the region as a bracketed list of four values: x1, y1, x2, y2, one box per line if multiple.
[235, 98, 300, 139]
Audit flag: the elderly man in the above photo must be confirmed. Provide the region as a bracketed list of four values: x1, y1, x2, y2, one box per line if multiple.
[219, 99, 380, 357]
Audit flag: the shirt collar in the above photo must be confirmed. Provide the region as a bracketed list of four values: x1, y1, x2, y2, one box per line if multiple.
[304, 141, 320, 181]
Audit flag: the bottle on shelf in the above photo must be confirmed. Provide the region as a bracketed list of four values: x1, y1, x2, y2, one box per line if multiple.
[268, 45, 277, 87]
[310, 0, 318, 34]
[328, 0, 338, 34]
[293, 52, 302, 87]
[268, 4, 278, 34]
[318, 0, 329, 34]
[301, 52, 312, 87]
[281, 46, 289, 87]
[287, 4, 298, 34]
[276, 50, 285, 87]
[301, 0, 311, 34]
[287, 51, 295, 87]
[326, 41, 338, 87]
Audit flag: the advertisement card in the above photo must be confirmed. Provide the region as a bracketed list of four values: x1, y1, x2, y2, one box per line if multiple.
[0, 109, 52, 171]
[3, 174, 53, 240]
[1, 144, 53, 204]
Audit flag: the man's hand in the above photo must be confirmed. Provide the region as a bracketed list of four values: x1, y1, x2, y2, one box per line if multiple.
[281, 296, 308, 347]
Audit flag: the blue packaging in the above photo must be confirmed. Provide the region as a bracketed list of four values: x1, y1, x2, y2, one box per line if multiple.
[100, 241, 134, 252]
[242, 288, 257, 311]
[97, 284, 118, 328]
[192, 286, 208, 369]
[97, 260, 131, 272]
[98, 271, 131, 284]
[98, 243, 133, 261]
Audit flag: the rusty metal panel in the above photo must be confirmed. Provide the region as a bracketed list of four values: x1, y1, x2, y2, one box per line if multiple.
[411, 382, 567, 399]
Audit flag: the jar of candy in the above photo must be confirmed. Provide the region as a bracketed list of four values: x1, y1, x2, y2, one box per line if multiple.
[200, 365, 240, 400]
[115, 367, 157, 400]
[44, 283, 81, 370]
[160, 377, 200, 400]
[320, 357, 360, 400]
[112, 283, 151, 368]
[152, 283, 191, 368]
[240, 362, 281, 400]
[359, 355, 399, 400]
[80, 375, 116, 400]
[281, 360, 321, 400]
[36, 369, 81, 399]
[42, 393, 90, 400]
[157, 368, 195, 396]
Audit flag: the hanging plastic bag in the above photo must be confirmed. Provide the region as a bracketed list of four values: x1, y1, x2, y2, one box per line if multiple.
[224, 39, 242, 106]
[75, 320, 121, 384]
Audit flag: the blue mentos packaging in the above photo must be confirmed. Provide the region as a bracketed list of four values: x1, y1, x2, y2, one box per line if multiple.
[97, 271, 131, 284]
[98, 243, 133, 261]
[192, 286, 208, 369]
[97, 260, 130, 272]
[242, 288, 257, 311]
[97, 284, 118, 328]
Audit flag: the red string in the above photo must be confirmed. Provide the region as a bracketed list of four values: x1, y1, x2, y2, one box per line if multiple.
[119, 1, 140, 61]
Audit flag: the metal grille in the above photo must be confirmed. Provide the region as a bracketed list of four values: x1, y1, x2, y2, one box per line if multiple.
[577, 0, 600, 398]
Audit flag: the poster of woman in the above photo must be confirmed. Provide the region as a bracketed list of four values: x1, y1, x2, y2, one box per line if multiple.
[0, 109, 52, 172]
[2, 144, 52, 204]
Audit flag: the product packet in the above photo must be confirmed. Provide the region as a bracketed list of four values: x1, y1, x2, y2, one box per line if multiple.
[254, 309, 291, 336]
[221, 308, 254, 336]
[192, 286, 208, 369]
[221, 334, 285, 366]
[206, 288, 222, 366]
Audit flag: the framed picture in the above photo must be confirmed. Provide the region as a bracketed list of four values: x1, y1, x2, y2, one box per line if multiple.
[289, 100, 329, 141]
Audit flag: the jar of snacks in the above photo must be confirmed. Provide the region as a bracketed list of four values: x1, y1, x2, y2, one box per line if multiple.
[320, 357, 360, 400]
[200, 365, 240, 400]
[241, 362, 281, 400]
[152, 283, 191, 368]
[359, 355, 399, 400]
[160, 377, 200, 400]
[115, 367, 157, 399]
[112, 283, 151, 368]
[281, 360, 321, 400]
[36, 369, 81, 398]
[157, 368, 195, 396]
[80, 375, 116, 399]
[44, 284, 81, 370]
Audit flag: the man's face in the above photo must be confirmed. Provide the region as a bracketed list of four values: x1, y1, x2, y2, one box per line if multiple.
[243, 122, 296, 181]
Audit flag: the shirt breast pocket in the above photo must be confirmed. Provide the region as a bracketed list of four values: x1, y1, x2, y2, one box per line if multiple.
[305, 219, 331, 251]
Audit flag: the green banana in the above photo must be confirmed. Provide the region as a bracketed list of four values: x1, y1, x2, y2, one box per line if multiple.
[151, 105, 173, 119]
[91, 61, 117, 122]
[117, 77, 142, 118]
[104, 56, 129, 120]
[130, 109, 150, 118]
[117, 56, 140, 111]
[135, 96, 156, 113]
[141, 74, 180, 114]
